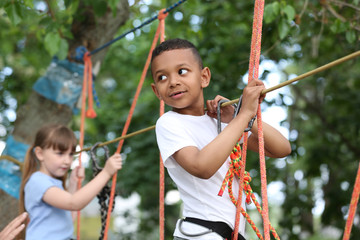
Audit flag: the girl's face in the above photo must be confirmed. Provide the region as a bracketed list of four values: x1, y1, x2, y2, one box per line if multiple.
[35, 147, 74, 178]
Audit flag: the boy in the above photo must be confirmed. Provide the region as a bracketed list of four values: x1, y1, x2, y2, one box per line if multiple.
[151, 38, 291, 240]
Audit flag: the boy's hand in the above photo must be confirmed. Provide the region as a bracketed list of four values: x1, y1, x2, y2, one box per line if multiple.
[206, 95, 235, 123]
[103, 153, 122, 177]
[240, 79, 266, 120]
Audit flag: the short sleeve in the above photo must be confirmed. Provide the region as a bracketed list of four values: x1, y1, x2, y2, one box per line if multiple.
[25, 172, 63, 209]
[155, 114, 197, 168]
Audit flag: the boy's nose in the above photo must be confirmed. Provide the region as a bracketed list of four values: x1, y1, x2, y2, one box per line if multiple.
[169, 75, 180, 86]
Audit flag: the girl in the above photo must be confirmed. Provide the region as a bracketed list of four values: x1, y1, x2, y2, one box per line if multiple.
[19, 124, 122, 240]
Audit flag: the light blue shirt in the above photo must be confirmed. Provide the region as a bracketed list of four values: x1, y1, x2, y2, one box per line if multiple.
[25, 171, 74, 240]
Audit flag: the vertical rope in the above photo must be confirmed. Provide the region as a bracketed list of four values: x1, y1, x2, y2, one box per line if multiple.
[158, 8, 167, 240]
[248, 0, 270, 239]
[234, 0, 269, 239]
[342, 160, 360, 240]
[76, 52, 95, 240]
[102, 10, 168, 240]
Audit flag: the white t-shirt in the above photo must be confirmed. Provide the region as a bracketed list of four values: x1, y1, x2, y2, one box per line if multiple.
[155, 111, 247, 238]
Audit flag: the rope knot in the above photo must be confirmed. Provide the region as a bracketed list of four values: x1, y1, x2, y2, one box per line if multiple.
[157, 8, 168, 20]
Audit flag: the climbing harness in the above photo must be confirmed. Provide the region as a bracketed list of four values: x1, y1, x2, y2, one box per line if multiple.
[178, 218, 246, 240]
[90, 142, 116, 240]
[178, 218, 213, 237]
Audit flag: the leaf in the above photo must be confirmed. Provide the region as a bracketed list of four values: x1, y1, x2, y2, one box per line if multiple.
[345, 30, 356, 43]
[283, 5, 296, 22]
[330, 19, 348, 33]
[23, 0, 34, 8]
[4, 3, 22, 25]
[272, 1, 280, 15]
[44, 32, 61, 56]
[57, 38, 69, 60]
[278, 19, 290, 39]
[264, 4, 275, 24]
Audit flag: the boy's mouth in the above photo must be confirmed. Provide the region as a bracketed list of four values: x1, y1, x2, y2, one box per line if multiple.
[170, 91, 185, 97]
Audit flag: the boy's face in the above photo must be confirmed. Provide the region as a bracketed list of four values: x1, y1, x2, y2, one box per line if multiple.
[151, 48, 211, 115]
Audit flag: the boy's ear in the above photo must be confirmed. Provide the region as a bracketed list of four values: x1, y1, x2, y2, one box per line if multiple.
[151, 83, 161, 100]
[200, 67, 211, 88]
[34, 146, 44, 161]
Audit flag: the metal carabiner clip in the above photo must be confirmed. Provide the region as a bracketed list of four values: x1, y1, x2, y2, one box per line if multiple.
[234, 95, 256, 132]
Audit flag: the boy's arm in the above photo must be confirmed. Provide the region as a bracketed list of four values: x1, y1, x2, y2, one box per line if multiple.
[247, 121, 291, 158]
[173, 80, 264, 179]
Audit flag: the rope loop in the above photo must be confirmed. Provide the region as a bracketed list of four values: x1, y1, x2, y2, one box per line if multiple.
[83, 51, 97, 119]
[90, 142, 115, 240]
[90, 142, 110, 173]
[218, 141, 252, 206]
[158, 8, 169, 20]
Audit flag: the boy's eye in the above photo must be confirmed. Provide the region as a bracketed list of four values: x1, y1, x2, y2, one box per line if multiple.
[158, 75, 167, 81]
[178, 69, 188, 75]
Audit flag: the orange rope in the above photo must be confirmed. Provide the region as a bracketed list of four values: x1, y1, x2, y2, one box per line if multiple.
[233, 133, 249, 240]
[342, 160, 360, 240]
[102, 9, 168, 240]
[246, 0, 270, 239]
[158, 8, 167, 240]
[85, 54, 97, 119]
[76, 52, 96, 239]
[233, 0, 269, 239]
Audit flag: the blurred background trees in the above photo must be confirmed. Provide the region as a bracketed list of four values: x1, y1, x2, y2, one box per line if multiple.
[0, 0, 359, 239]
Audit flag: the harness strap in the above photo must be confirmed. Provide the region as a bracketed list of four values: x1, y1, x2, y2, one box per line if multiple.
[181, 217, 246, 240]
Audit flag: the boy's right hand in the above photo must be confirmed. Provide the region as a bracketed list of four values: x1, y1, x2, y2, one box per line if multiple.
[206, 95, 235, 123]
[104, 153, 122, 176]
[240, 79, 266, 120]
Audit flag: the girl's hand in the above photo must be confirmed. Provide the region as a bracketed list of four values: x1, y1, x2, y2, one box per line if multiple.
[69, 166, 85, 187]
[103, 153, 122, 177]
[206, 95, 235, 123]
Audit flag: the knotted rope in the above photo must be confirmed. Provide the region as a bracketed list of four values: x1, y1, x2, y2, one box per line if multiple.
[218, 140, 280, 240]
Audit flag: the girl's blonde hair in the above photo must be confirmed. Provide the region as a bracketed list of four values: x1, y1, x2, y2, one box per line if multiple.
[18, 124, 77, 238]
